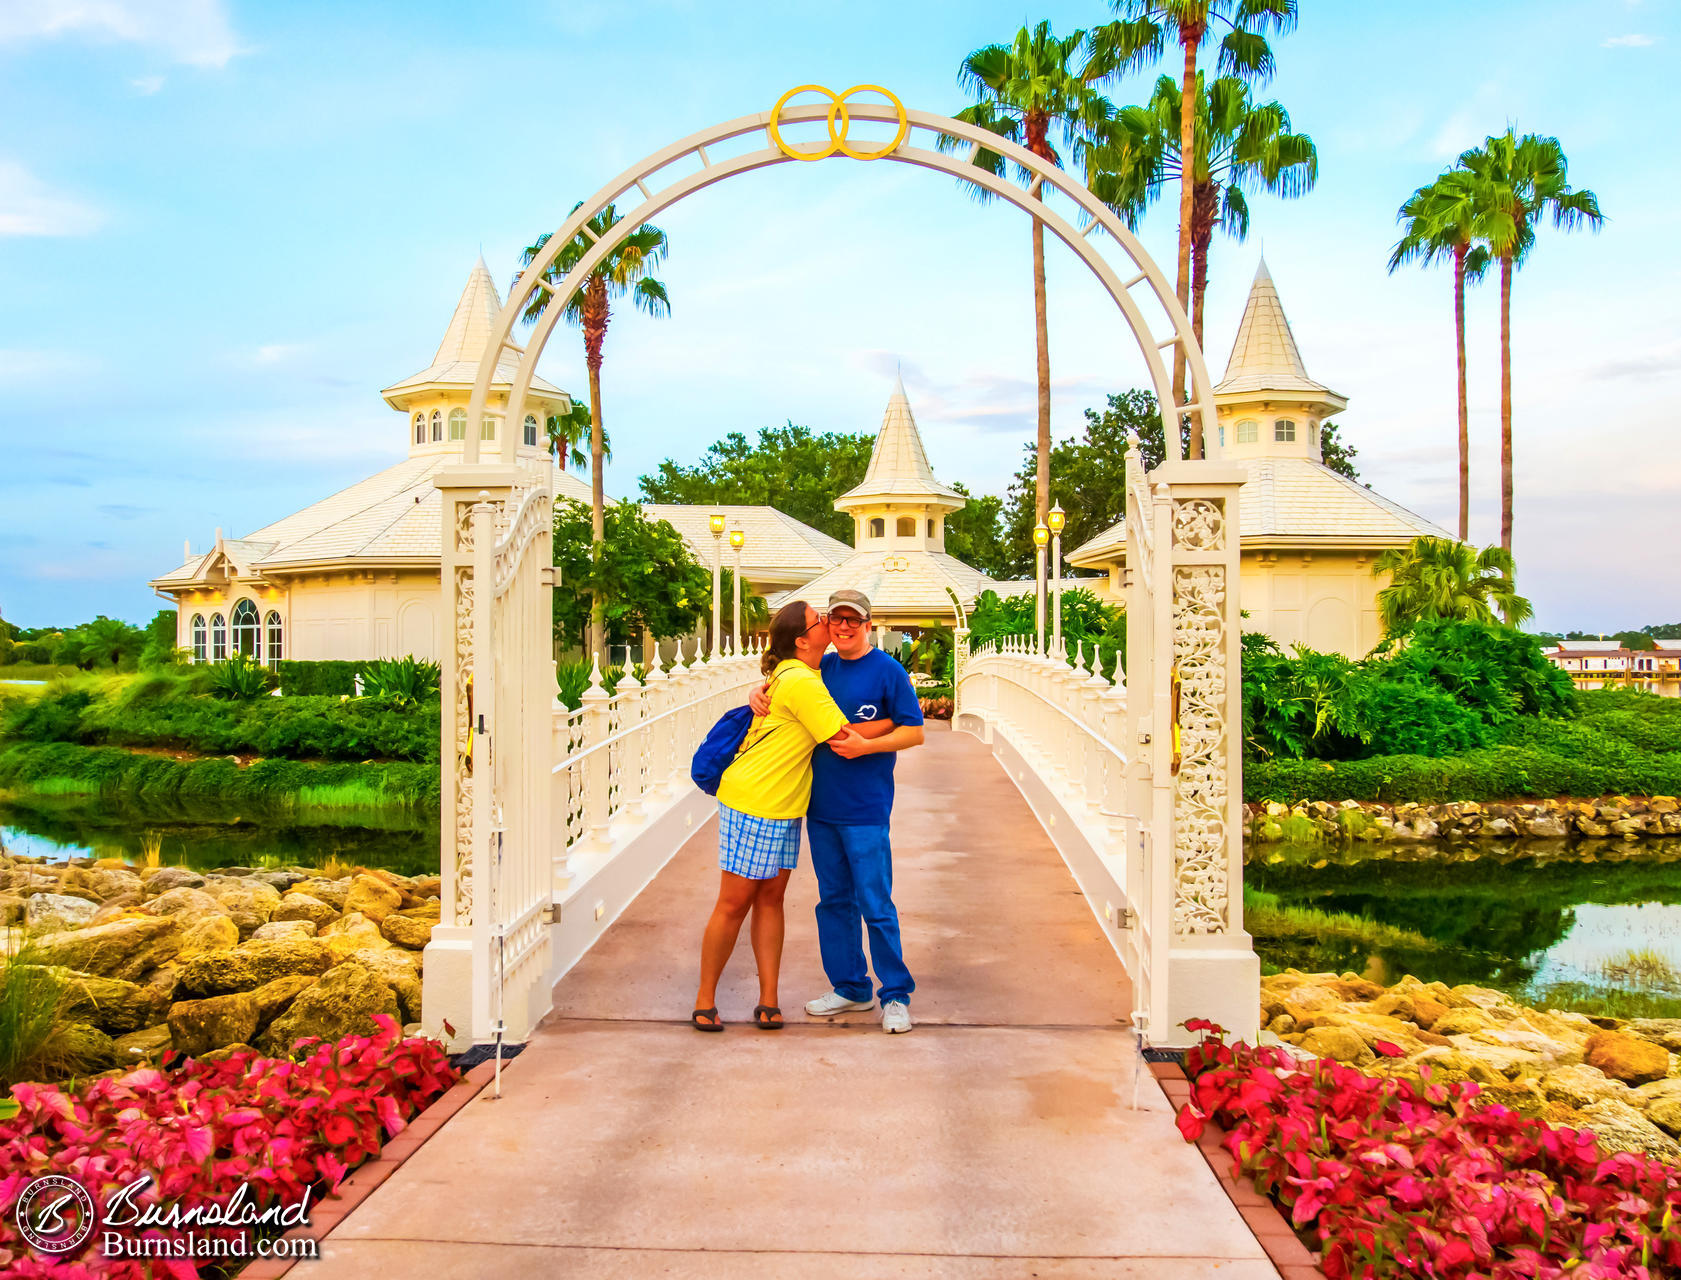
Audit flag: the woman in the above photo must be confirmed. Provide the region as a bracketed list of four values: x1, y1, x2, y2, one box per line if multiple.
[693, 600, 864, 1031]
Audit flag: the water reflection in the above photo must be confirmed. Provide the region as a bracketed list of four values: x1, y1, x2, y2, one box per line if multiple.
[1246, 837, 1681, 1003]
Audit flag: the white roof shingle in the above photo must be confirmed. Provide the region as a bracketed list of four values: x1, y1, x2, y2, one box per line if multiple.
[638, 504, 852, 586]
[836, 376, 965, 508]
[1214, 260, 1341, 400]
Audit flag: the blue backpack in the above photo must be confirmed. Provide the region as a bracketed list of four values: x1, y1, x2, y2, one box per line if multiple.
[690, 680, 778, 796]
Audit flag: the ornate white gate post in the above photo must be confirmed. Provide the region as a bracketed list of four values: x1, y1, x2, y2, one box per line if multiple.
[425, 463, 521, 1051]
[1159, 459, 1258, 1043]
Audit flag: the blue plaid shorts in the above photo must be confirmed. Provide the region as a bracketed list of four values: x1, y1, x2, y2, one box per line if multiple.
[718, 803, 803, 880]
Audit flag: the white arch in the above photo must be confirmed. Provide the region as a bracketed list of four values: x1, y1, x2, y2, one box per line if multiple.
[464, 94, 1218, 468]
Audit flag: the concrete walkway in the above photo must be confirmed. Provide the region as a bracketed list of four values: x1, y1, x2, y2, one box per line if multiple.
[311, 725, 1277, 1278]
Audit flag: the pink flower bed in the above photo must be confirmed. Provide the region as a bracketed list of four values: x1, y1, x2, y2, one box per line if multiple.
[0, 1016, 458, 1278]
[1176, 1020, 1681, 1279]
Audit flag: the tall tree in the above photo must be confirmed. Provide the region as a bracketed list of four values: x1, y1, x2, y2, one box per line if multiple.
[545, 398, 600, 473]
[1457, 131, 1602, 554]
[944, 482, 1012, 579]
[1088, 0, 1298, 457]
[551, 499, 710, 651]
[945, 21, 1111, 528]
[1373, 536, 1532, 635]
[1086, 71, 1316, 367]
[638, 423, 873, 545]
[518, 206, 671, 660]
[1388, 169, 1492, 541]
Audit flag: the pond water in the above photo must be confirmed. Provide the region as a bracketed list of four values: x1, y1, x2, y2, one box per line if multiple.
[1247, 838, 1681, 1008]
[0, 801, 438, 877]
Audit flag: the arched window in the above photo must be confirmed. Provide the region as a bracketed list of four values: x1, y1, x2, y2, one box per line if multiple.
[231, 599, 259, 658]
[191, 614, 206, 663]
[1218, 424, 1226, 447]
[448, 409, 467, 441]
[1310, 422, 1321, 448]
[523, 414, 538, 447]
[1235, 420, 1258, 444]
[481, 415, 498, 441]
[210, 613, 227, 661]
[1274, 418, 1296, 442]
[430, 409, 443, 441]
[868, 518, 885, 538]
[265, 611, 283, 665]
[413, 413, 426, 444]
[896, 517, 916, 537]
[927, 519, 935, 537]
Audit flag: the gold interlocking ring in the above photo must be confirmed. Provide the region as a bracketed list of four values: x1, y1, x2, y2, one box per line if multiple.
[768, 84, 908, 162]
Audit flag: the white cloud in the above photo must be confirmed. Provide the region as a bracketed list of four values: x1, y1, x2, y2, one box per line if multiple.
[1602, 33, 1658, 47]
[130, 73, 164, 94]
[254, 343, 303, 366]
[0, 161, 103, 236]
[0, 0, 243, 69]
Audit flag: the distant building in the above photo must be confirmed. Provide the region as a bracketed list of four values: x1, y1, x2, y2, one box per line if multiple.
[1544, 640, 1681, 696]
[1067, 260, 1452, 658]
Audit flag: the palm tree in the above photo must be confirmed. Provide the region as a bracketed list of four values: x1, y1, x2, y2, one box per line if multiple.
[946, 22, 1110, 532]
[1086, 72, 1316, 365]
[545, 399, 603, 474]
[1457, 131, 1602, 553]
[1373, 536, 1532, 635]
[1087, 0, 1297, 457]
[1388, 170, 1492, 543]
[519, 206, 670, 660]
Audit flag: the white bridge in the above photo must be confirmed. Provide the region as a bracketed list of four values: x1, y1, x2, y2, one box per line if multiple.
[420, 87, 1258, 1052]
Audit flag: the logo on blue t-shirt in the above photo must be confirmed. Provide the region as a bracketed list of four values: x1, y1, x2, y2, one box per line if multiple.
[809, 649, 925, 828]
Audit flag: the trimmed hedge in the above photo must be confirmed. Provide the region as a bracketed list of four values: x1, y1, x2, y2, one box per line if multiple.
[275, 659, 368, 696]
[2, 677, 437, 762]
[0, 741, 438, 823]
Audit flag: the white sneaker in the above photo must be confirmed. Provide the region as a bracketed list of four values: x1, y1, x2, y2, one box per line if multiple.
[882, 1001, 913, 1034]
[804, 990, 875, 1017]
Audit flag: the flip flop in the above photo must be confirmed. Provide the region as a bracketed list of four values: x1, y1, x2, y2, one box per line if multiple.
[692, 1007, 724, 1032]
[753, 1004, 784, 1030]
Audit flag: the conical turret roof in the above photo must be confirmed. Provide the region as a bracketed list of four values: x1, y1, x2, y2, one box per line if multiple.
[836, 376, 965, 509]
[381, 258, 564, 402]
[1213, 259, 1334, 397]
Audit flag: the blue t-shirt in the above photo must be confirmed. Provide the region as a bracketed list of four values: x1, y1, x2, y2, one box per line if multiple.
[808, 648, 925, 827]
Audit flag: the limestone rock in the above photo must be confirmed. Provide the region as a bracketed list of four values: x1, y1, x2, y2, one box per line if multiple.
[1585, 1030, 1671, 1086]
[178, 915, 239, 959]
[112, 1023, 173, 1061]
[141, 887, 229, 927]
[168, 992, 261, 1056]
[1414, 1048, 1504, 1087]
[251, 920, 317, 942]
[1298, 1025, 1372, 1065]
[1472, 1080, 1548, 1119]
[343, 875, 403, 923]
[198, 1043, 257, 1064]
[1579, 1097, 1681, 1160]
[249, 973, 319, 1028]
[0, 892, 25, 924]
[29, 916, 181, 981]
[1522, 814, 1570, 838]
[143, 867, 205, 893]
[25, 892, 98, 932]
[55, 969, 171, 1036]
[251, 870, 307, 893]
[379, 913, 433, 950]
[59, 1023, 121, 1074]
[273, 893, 336, 930]
[320, 911, 393, 959]
[1627, 1019, 1681, 1053]
[410, 875, 441, 900]
[1432, 1009, 1493, 1037]
[1266, 1013, 1298, 1036]
[291, 877, 349, 911]
[1647, 1097, 1681, 1137]
[89, 893, 141, 925]
[176, 938, 336, 997]
[344, 950, 422, 1023]
[204, 880, 281, 936]
[91, 868, 144, 899]
[1545, 1063, 1635, 1109]
[257, 961, 400, 1057]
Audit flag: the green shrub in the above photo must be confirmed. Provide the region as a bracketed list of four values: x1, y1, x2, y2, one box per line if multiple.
[555, 660, 630, 710]
[209, 653, 277, 700]
[361, 656, 441, 708]
[275, 660, 366, 696]
[13, 642, 52, 665]
[0, 944, 83, 1089]
[1359, 680, 1488, 757]
[1378, 619, 1575, 724]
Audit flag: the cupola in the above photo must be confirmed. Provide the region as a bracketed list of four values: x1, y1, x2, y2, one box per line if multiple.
[834, 376, 965, 552]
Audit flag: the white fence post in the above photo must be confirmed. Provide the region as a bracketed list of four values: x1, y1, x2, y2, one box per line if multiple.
[580, 658, 612, 850]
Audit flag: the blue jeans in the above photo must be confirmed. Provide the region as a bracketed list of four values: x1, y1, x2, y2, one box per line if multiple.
[807, 820, 914, 1006]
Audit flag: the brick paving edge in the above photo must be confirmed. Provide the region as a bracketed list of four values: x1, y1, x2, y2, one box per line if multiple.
[237, 1058, 500, 1279]
[1148, 1059, 1327, 1277]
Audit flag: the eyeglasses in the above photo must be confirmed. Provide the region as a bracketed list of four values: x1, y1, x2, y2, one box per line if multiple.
[827, 613, 867, 629]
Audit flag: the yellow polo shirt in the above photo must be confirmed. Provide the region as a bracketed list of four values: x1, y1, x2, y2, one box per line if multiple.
[715, 659, 850, 820]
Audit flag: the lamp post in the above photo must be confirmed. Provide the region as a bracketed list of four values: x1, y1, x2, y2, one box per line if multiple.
[729, 528, 745, 655]
[1032, 521, 1050, 655]
[1047, 501, 1066, 660]
[708, 512, 725, 657]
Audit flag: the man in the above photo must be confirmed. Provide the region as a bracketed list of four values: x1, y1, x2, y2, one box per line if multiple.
[751, 589, 924, 1032]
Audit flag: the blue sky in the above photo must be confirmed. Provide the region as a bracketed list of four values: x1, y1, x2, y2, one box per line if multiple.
[1, 0, 1677, 633]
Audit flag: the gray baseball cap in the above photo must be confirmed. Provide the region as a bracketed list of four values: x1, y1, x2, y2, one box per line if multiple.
[827, 589, 872, 619]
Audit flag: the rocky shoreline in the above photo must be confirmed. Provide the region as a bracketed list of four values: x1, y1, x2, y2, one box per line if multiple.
[1247, 794, 1681, 843]
[1262, 970, 1681, 1162]
[2, 853, 440, 1074]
